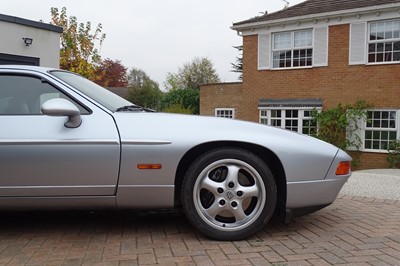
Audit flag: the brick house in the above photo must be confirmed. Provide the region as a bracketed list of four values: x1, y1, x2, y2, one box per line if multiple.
[200, 0, 400, 169]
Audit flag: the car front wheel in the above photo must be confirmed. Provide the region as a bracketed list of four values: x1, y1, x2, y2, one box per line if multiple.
[181, 148, 277, 240]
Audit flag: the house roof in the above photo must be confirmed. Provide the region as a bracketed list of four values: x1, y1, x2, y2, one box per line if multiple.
[0, 13, 62, 33]
[259, 98, 323, 108]
[233, 0, 400, 27]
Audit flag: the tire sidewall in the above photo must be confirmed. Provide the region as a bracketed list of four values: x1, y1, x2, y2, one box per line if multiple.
[181, 147, 277, 241]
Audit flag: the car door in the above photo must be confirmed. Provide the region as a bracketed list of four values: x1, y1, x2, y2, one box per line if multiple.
[0, 70, 120, 197]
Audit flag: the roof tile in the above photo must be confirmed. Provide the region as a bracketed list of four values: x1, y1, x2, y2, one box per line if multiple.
[234, 0, 400, 26]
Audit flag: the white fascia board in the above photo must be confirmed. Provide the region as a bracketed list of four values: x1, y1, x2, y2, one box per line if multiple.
[231, 2, 400, 33]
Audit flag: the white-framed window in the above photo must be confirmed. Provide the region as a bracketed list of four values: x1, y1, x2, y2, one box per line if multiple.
[215, 108, 235, 119]
[363, 110, 399, 151]
[272, 29, 313, 69]
[368, 19, 400, 64]
[259, 108, 318, 135]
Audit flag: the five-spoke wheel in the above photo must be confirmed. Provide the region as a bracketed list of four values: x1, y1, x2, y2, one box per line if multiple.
[182, 148, 277, 240]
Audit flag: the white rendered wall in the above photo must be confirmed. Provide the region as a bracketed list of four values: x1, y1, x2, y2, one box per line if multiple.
[0, 20, 60, 68]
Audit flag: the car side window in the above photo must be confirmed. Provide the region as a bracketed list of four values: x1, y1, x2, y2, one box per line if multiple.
[0, 74, 89, 115]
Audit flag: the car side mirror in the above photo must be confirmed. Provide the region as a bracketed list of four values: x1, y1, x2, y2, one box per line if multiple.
[41, 98, 82, 128]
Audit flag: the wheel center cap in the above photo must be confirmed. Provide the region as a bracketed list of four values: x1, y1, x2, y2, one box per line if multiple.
[226, 191, 234, 200]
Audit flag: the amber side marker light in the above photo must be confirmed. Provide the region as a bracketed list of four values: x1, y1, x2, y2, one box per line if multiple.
[137, 164, 162, 170]
[335, 161, 351, 175]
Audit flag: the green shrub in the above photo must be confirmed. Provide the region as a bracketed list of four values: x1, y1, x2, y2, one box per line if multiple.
[312, 100, 372, 166]
[387, 140, 400, 169]
[162, 103, 193, 114]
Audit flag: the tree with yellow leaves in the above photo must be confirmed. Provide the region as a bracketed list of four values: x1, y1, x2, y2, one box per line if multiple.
[50, 7, 106, 80]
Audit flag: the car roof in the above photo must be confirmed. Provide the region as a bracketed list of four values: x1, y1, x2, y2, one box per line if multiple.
[0, 65, 56, 72]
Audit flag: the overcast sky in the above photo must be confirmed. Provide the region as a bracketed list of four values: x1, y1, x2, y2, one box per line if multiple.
[2, 0, 303, 88]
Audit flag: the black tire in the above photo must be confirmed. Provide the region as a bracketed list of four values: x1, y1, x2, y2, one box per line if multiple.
[181, 147, 277, 240]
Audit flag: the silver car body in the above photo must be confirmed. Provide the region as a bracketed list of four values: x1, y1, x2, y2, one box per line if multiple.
[0, 65, 351, 221]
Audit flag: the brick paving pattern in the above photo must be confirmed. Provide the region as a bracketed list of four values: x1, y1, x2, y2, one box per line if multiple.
[0, 196, 399, 265]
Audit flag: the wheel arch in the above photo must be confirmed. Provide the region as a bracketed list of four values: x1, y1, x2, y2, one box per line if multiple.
[174, 141, 287, 216]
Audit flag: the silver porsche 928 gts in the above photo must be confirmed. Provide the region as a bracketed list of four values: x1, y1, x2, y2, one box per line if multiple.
[0, 65, 351, 240]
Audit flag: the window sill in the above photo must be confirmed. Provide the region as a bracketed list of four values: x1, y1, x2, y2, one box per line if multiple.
[270, 66, 313, 71]
[366, 61, 400, 66]
[359, 149, 390, 154]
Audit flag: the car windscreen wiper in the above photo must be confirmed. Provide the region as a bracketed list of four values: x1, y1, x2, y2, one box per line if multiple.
[115, 105, 155, 112]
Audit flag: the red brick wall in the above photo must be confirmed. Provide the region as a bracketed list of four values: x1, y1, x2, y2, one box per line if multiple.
[199, 82, 243, 118]
[200, 24, 400, 169]
[350, 152, 389, 170]
[241, 24, 400, 123]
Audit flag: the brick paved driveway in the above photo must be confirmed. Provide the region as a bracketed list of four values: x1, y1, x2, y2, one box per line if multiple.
[0, 196, 399, 265]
